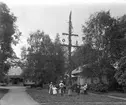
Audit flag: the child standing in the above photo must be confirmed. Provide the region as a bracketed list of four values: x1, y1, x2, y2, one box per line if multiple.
[52, 85, 57, 95]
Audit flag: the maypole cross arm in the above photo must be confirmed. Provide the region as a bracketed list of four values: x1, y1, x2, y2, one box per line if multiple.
[61, 44, 81, 48]
[62, 33, 78, 36]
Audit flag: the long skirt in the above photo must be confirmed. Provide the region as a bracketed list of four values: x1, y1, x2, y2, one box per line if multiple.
[49, 88, 53, 95]
[59, 89, 61, 94]
[53, 89, 57, 95]
[59, 88, 64, 96]
[68, 89, 72, 96]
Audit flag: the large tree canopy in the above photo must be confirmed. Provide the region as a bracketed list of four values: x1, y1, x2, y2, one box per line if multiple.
[0, 2, 21, 79]
[71, 11, 126, 84]
[80, 10, 126, 85]
[21, 31, 65, 84]
[72, 43, 99, 67]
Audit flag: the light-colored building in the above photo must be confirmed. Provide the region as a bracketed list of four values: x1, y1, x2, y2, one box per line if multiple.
[71, 65, 108, 85]
[7, 66, 23, 85]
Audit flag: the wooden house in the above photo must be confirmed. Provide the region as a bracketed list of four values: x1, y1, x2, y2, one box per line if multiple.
[71, 64, 108, 85]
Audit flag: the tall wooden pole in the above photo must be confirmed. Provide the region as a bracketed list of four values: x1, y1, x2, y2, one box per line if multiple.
[68, 11, 72, 84]
[62, 11, 79, 86]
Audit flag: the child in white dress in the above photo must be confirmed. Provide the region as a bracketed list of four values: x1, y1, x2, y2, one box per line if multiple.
[52, 85, 57, 95]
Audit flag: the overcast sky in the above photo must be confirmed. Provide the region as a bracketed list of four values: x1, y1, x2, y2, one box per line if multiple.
[1, 0, 126, 58]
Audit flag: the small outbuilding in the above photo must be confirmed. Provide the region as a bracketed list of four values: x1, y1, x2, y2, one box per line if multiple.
[71, 64, 108, 85]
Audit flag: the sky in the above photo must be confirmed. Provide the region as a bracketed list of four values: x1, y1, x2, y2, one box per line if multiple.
[1, 0, 126, 59]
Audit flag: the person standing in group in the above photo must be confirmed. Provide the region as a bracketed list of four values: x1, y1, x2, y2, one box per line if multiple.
[68, 84, 72, 96]
[59, 80, 64, 96]
[82, 83, 88, 94]
[52, 85, 57, 95]
[49, 82, 53, 95]
[76, 84, 81, 95]
[63, 84, 66, 94]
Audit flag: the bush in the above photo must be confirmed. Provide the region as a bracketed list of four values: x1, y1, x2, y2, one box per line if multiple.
[89, 83, 108, 92]
[115, 56, 126, 88]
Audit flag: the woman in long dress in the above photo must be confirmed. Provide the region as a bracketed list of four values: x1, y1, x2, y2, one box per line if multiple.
[68, 84, 72, 96]
[49, 82, 53, 95]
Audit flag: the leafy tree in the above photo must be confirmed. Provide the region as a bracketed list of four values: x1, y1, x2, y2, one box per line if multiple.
[82, 11, 114, 60]
[0, 2, 21, 78]
[106, 15, 126, 62]
[115, 56, 126, 89]
[105, 15, 126, 89]
[81, 11, 117, 84]
[72, 43, 99, 67]
[22, 31, 65, 85]
[21, 46, 27, 60]
[53, 34, 65, 77]
[82, 10, 126, 87]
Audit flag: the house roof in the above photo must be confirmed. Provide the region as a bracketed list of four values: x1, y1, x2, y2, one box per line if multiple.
[71, 64, 92, 75]
[71, 66, 83, 75]
[71, 75, 77, 77]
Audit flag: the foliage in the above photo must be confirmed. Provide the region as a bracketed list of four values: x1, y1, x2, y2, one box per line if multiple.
[21, 46, 27, 60]
[53, 34, 65, 77]
[80, 10, 126, 85]
[89, 83, 109, 92]
[21, 31, 65, 85]
[82, 11, 114, 51]
[105, 15, 126, 61]
[82, 10, 120, 63]
[72, 44, 99, 68]
[0, 2, 21, 78]
[111, 16, 126, 88]
[115, 56, 126, 87]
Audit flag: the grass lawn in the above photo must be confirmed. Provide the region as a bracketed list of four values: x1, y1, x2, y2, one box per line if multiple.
[0, 88, 8, 99]
[26, 88, 126, 105]
[106, 91, 126, 98]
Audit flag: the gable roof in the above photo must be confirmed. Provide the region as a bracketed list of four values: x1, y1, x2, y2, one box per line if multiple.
[72, 66, 83, 75]
[71, 64, 93, 75]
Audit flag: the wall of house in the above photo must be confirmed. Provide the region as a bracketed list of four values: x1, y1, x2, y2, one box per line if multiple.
[76, 76, 91, 85]
[92, 76, 108, 84]
[102, 75, 108, 84]
[72, 77, 77, 84]
[75, 75, 108, 85]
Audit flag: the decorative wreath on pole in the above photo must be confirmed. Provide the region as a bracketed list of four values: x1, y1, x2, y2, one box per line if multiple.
[62, 39, 65, 42]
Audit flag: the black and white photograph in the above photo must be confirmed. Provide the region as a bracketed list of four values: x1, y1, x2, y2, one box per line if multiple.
[0, 0, 126, 105]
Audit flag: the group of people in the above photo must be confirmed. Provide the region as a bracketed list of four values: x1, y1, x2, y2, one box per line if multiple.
[76, 83, 88, 95]
[48, 81, 66, 96]
[48, 81, 88, 96]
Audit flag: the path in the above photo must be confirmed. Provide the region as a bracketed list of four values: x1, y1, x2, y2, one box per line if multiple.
[0, 86, 40, 105]
[108, 95, 126, 100]
[89, 92, 126, 101]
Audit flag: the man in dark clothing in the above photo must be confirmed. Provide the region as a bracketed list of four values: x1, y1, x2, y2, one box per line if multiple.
[59, 81, 65, 96]
[76, 84, 81, 95]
